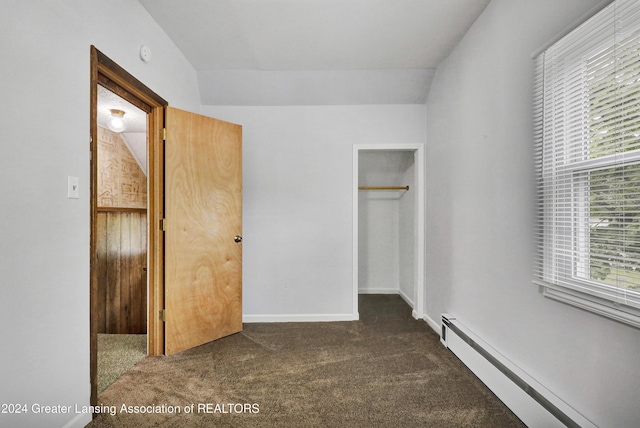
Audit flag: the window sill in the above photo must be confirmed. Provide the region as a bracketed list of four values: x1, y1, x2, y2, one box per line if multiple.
[534, 280, 640, 329]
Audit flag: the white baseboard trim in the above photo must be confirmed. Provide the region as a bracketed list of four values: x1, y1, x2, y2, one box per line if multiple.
[62, 412, 92, 428]
[243, 313, 358, 323]
[398, 289, 414, 308]
[422, 313, 440, 334]
[358, 288, 398, 294]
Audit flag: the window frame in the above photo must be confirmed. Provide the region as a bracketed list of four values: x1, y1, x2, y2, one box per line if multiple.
[533, 0, 640, 328]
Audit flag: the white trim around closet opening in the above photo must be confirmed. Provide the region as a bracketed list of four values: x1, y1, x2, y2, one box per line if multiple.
[352, 144, 425, 321]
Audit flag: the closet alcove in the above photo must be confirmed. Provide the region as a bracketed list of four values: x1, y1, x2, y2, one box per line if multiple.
[358, 150, 417, 308]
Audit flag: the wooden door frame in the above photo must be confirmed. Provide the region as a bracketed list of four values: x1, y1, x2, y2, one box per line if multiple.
[352, 144, 426, 321]
[90, 46, 167, 406]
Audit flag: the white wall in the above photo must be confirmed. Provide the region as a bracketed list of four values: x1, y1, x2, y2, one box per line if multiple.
[358, 192, 400, 294]
[425, 0, 640, 427]
[0, 2, 200, 427]
[201, 105, 426, 320]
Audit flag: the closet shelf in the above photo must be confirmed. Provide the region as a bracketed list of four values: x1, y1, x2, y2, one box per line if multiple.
[358, 186, 409, 191]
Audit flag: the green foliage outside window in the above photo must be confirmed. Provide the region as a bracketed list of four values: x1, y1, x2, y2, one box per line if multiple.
[587, 31, 640, 290]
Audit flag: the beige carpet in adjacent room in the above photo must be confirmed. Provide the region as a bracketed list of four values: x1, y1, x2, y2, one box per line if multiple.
[98, 334, 147, 394]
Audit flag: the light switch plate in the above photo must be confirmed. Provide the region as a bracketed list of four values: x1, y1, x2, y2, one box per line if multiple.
[68, 176, 80, 199]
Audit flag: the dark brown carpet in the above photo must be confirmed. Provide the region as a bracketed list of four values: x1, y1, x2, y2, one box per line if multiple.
[86, 295, 525, 427]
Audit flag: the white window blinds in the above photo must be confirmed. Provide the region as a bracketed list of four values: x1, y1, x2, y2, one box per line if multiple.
[534, 0, 640, 327]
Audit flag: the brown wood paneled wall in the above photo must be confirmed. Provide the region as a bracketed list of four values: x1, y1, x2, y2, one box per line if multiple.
[96, 211, 147, 334]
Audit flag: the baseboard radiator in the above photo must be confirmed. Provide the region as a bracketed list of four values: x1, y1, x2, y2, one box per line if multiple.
[440, 315, 597, 428]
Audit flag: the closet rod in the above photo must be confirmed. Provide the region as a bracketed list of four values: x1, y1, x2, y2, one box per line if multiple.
[358, 185, 409, 191]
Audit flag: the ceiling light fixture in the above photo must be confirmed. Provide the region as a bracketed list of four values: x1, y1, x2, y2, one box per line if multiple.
[106, 109, 127, 133]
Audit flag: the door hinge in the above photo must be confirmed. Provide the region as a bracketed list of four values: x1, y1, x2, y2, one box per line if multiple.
[160, 218, 166, 231]
[159, 309, 166, 322]
[162, 128, 167, 141]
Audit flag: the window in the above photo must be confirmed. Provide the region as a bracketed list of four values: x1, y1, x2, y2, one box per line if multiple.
[534, 0, 640, 327]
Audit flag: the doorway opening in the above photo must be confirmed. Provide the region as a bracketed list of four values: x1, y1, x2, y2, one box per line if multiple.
[95, 85, 148, 394]
[352, 144, 425, 320]
[90, 46, 167, 406]
[90, 46, 244, 406]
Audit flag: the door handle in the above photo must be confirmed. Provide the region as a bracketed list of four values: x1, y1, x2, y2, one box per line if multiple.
[234, 235, 243, 243]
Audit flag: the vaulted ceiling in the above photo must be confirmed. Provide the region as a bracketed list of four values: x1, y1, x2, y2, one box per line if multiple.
[138, 0, 491, 105]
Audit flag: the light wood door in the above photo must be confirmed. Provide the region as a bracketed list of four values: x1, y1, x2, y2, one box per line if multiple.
[164, 107, 242, 355]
